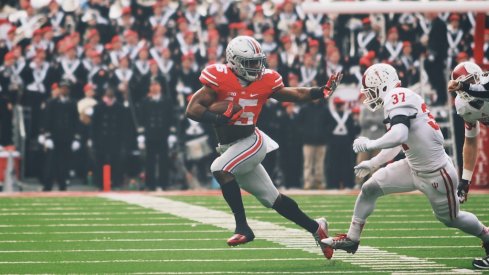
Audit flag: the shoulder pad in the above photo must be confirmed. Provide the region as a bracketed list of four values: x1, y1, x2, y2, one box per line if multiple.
[261, 69, 284, 90]
[199, 64, 230, 88]
[384, 88, 420, 117]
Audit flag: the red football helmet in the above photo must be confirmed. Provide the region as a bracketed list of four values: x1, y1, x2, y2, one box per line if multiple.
[451, 62, 483, 101]
[451, 62, 482, 84]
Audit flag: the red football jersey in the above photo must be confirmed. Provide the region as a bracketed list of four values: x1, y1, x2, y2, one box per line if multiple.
[199, 64, 284, 125]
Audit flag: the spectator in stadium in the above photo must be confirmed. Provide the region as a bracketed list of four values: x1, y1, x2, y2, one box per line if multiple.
[257, 99, 282, 182]
[398, 41, 420, 87]
[355, 17, 381, 58]
[325, 97, 360, 190]
[278, 101, 303, 189]
[77, 83, 98, 183]
[446, 14, 465, 70]
[298, 98, 332, 190]
[379, 27, 403, 64]
[85, 50, 108, 98]
[299, 53, 319, 87]
[424, 12, 449, 105]
[90, 88, 128, 189]
[59, 42, 87, 99]
[22, 50, 56, 138]
[175, 53, 199, 107]
[40, 80, 80, 191]
[138, 81, 174, 191]
[262, 29, 278, 54]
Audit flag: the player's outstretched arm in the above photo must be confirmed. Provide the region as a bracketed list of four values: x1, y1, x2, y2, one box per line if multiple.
[353, 123, 409, 153]
[271, 72, 342, 102]
[448, 77, 489, 98]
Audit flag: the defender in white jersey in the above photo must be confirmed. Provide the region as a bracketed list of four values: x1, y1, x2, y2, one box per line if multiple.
[321, 64, 489, 263]
[448, 61, 489, 269]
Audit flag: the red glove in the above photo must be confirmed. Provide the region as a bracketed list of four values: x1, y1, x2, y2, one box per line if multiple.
[323, 72, 343, 97]
[223, 102, 244, 124]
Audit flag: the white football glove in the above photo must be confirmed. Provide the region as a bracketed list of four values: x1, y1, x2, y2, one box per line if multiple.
[137, 135, 145, 150]
[71, 140, 81, 152]
[38, 134, 46, 145]
[44, 139, 54, 150]
[353, 136, 371, 153]
[354, 160, 375, 178]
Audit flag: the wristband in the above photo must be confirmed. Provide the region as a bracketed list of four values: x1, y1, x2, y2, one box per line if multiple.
[310, 86, 324, 99]
[461, 169, 473, 181]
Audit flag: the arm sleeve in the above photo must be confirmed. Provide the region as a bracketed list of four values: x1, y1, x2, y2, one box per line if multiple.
[367, 124, 409, 150]
[370, 146, 402, 167]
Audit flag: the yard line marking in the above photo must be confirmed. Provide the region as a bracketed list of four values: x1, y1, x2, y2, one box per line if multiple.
[0, 230, 227, 235]
[0, 248, 301, 253]
[101, 194, 479, 274]
[0, 212, 158, 216]
[0, 239, 223, 243]
[6, 272, 388, 275]
[0, 258, 321, 264]
[0, 223, 196, 228]
[0, 221, 446, 227]
[0, 248, 480, 256]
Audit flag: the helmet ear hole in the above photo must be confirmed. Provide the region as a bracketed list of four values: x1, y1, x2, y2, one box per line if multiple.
[383, 86, 387, 92]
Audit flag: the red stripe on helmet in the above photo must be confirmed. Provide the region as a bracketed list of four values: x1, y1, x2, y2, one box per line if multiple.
[248, 37, 261, 54]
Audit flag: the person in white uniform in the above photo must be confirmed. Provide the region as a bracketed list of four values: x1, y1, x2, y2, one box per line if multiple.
[448, 61, 489, 269]
[321, 64, 489, 267]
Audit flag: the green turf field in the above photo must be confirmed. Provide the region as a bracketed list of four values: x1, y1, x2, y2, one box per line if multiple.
[0, 193, 488, 274]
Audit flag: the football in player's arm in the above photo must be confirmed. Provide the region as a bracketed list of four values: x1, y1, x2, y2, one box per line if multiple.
[448, 62, 489, 203]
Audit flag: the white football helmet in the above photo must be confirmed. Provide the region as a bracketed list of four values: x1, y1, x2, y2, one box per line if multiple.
[451, 61, 483, 102]
[361, 63, 401, 111]
[226, 36, 266, 82]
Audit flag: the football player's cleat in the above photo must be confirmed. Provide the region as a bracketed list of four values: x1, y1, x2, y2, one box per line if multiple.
[313, 218, 334, 260]
[227, 229, 255, 246]
[321, 233, 360, 254]
[473, 255, 489, 269]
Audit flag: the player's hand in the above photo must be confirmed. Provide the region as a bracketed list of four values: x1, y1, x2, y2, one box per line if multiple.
[223, 102, 244, 124]
[353, 136, 371, 153]
[354, 160, 374, 178]
[457, 179, 470, 203]
[323, 72, 343, 97]
[448, 80, 462, 93]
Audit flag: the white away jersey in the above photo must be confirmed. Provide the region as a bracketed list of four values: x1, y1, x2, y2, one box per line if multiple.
[383, 87, 448, 172]
[454, 96, 489, 137]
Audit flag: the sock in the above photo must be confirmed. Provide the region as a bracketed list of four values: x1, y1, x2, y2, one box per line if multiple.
[272, 194, 319, 234]
[480, 227, 489, 244]
[347, 182, 383, 241]
[347, 217, 366, 242]
[220, 180, 248, 232]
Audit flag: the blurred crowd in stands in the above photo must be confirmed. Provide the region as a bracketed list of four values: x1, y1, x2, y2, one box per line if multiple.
[0, 0, 488, 191]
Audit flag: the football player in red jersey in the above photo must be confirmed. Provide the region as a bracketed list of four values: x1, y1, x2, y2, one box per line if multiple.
[186, 36, 341, 260]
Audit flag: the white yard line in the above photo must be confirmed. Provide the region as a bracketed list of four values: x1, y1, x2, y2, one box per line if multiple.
[101, 193, 479, 275]
[0, 221, 448, 227]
